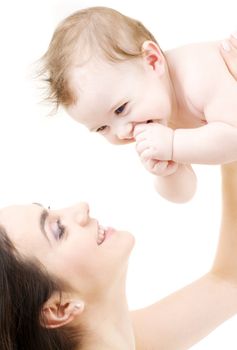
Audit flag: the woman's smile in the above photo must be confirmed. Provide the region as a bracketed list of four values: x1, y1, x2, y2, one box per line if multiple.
[97, 224, 116, 245]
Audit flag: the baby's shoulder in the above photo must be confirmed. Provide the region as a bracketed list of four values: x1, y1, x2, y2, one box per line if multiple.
[166, 41, 228, 110]
[167, 41, 221, 69]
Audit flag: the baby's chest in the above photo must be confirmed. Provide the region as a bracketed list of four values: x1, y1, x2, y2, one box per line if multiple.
[187, 62, 237, 127]
[173, 102, 206, 130]
[204, 87, 237, 127]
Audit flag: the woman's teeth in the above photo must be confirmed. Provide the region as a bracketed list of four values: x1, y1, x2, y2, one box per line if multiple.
[97, 225, 108, 245]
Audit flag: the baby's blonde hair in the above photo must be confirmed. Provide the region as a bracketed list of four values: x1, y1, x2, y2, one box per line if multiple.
[39, 6, 157, 109]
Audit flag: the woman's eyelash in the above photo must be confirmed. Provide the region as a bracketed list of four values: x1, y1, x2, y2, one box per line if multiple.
[55, 219, 65, 240]
[115, 102, 127, 115]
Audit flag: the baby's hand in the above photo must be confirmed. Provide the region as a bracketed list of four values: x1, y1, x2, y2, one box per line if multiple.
[141, 157, 178, 176]
[134, 123, 174, 161]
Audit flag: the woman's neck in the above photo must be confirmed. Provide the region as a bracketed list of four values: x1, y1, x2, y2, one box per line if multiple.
[77, 284, 135, 350]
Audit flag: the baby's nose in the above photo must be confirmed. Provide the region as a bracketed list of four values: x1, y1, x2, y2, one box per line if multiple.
[117, 123, 134, 140]
[74, 202, 90, 226]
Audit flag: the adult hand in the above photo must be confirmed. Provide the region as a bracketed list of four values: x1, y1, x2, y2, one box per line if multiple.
[221, 33, 237, 79]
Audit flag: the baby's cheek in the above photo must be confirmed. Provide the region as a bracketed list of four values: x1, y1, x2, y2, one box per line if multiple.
[106, 134, 130, 145]
[103, 134, 115, 144]
[132, 114, 151, 123]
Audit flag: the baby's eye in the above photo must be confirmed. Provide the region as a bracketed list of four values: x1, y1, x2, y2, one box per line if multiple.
[52, 219, 65, 240]
[115, 102, 127, 115]
[96, 125, 108, 133]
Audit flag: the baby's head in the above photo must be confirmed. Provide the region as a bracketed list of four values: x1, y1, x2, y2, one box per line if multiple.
[41, 7, 175, 144]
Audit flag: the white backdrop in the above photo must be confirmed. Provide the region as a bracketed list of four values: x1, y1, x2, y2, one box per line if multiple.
[0, 0, 236, 348]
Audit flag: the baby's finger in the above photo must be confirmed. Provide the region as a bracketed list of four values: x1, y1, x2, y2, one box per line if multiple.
[142, 158, 168, 176]
[143, 158, 156, 171]
[164, 160, 179, 176]
[134, 132, 147, 143]
[135, 140, 149, 155]
[140, 158, 155, 172]
[152, 160, 169, 175]
[140, 148, 156, 160]
[133, 124, 147, 138]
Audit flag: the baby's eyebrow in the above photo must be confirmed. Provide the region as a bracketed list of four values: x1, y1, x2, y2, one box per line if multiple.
[109, 99, 125, 113]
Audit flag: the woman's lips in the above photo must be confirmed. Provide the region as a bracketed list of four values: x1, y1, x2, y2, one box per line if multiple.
[97, 225, 115, 245]
[104, 227, 115, 241]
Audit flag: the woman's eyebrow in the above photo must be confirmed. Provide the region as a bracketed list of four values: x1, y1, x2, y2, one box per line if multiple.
[32, 203, 51, 244]
[39, 209, 51, 245]
[32, 202, 44, 207]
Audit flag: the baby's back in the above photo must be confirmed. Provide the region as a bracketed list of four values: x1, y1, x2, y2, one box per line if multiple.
[165, 41, 236, 127]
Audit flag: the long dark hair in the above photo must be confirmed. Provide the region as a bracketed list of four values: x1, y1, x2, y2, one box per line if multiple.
[0, 226, 82, 350]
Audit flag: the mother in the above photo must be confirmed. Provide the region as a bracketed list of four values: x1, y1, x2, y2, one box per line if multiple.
[0, 42, 237, 350]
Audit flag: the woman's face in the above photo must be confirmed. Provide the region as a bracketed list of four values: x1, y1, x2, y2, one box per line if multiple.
[0, 203, 134, 300]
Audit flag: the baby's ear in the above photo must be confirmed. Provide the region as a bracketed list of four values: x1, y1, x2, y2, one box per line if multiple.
[142, 40, 165, 76]
[40, 292, 85, 329]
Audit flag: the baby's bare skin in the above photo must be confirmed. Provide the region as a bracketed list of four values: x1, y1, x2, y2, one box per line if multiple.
[134, 40, 237, 202]
[43, 7, 237, 203]
[149, 41, 237, 161]
[66, 34, 237, 202]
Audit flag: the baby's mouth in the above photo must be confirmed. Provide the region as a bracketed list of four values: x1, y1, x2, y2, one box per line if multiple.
[131, 119, 154, 139]
[127, 121, 152, 141]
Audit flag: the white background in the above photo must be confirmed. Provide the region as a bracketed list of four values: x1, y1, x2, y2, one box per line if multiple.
[0, 0, 236, 348]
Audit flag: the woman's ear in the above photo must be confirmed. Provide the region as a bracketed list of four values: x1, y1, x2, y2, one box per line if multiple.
[142, 40, 165, 76]
[40, 293, 85, 329]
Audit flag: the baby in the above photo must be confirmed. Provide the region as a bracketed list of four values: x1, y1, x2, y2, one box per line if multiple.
[40, 6, 237, 203]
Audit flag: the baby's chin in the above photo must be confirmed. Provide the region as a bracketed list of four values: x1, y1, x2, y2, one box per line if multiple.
[123, 138, 135, 144]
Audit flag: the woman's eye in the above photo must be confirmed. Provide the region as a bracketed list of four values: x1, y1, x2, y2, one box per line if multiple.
[115, 102, 127, 115]
[96, 125, 108, 133]
[52, 219, 65, 240]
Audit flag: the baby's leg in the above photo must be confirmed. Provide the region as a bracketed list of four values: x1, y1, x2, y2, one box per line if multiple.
[154, 164, 197, 203]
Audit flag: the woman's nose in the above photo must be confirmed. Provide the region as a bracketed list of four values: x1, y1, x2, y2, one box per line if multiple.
[74, 202, 90, 226]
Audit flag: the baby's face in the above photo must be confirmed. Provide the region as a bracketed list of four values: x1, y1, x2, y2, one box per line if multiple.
[67, 57, 173, 145]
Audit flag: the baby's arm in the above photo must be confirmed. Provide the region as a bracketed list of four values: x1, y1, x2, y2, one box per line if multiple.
[172, 38, 237, 165]
[135, 120, 237, 165]
[131, 162, 237, 350]
[154, 163, 197, 203]
[135, 53, 237, 166]
[173, 121, 237, 164]
[136, 136, 197, 203]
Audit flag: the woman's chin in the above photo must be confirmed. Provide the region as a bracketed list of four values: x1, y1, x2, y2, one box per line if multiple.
[119, 230, 136, 254]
